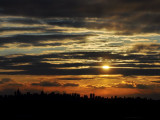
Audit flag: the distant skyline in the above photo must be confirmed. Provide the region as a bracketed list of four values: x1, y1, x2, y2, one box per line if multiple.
[0, 0, 160, 99]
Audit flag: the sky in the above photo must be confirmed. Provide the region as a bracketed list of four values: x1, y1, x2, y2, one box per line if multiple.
[0, 0, 160, 99]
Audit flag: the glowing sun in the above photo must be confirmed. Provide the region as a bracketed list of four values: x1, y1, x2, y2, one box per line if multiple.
[102, 66, 110, 69]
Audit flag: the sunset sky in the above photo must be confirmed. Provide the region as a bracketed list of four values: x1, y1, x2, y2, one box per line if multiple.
[0, 0, 160, 99]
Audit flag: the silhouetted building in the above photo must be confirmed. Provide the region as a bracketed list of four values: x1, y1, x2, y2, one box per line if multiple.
[90, 93, 95, 99]
[14, 89, 21, 96]
[84, 95, 88, 99]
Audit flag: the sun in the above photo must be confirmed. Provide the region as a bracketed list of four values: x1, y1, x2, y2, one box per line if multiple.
[102, 66, 110, 69]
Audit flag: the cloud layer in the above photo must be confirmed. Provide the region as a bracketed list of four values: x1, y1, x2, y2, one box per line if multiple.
[1, 0, 160, 17]
[1, 0, 160, 34]
[0, 52, 160, 76]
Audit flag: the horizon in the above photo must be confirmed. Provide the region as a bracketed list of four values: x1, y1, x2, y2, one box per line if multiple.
[0, 89, 154, 100]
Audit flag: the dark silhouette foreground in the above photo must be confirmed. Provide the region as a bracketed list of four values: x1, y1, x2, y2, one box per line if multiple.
[0, 90, 159, 120]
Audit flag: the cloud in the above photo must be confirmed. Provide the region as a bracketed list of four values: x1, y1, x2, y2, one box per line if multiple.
[45, 15, 160, 35]
[58, 78, 82, 80]
[0, 27, 45, 32]
[7, 17, 42, 25]
[0, 52, 160, 76]
[1, 0, 160, 18]
[0, 52, 125, 66]
[31, 81, 79, 87]
[45, 18, 87, 28]
[7, 83, 23, 87]
[1, 0, 160, 34]
[5, 67, 160, 76]
[58, 77, 91, 80]
[129, 43, 160, 53]
[114, 84, 134, 88]
[151, 81, 160, 83]
[136, 84, 155, 89]
[63, 83, 79, 87]
[87, 85, 106, 89]
[0, 78, 23, 88]
[114, 83, 159, 89]
[0, 78, 12, 84]
[0, 34, 90, 47]
[32, 81, 62, 87]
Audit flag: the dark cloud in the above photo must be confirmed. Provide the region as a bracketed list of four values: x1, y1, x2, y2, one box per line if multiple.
[1, 0, 160, 34]
[58, 77, 91, 80]
[87, 85, 106, 89]
[114, 83, 159, 89]
[0, 78, 23, 88]
[0, 78, 12, 84]
[46, 18, 86, 28]
[136, 84, 155, 89]
[0, 52, 125, 66]
[7, 83, 23, 87]
[58, 78, 83, 80]
[1, 65, 160, 76]
[114, 84, 134, 88]
[63, 83, 79, 87]
[1, 0, 160, 18]
[32, 81, 62, 87]
[0, 52, 160, 76]
[31, 81, 79, 87]
[112, 63, 160, 68]
[151, 81, 160, 83]
[0, 27, 45, 32]
[18, 42, 63, 47]
[45, 15, 160, 35]
[7, 17, 41, 24]
[129, 43, 160, 53]
[0, 33, 91, 47]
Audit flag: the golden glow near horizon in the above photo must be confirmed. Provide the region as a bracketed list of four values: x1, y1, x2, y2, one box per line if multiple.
[102, 66, 110, 69]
